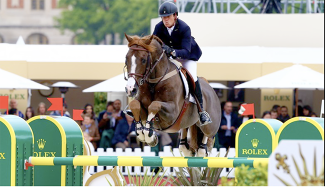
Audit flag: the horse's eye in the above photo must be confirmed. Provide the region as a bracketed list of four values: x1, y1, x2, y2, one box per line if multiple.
[142, 59, 146, 64]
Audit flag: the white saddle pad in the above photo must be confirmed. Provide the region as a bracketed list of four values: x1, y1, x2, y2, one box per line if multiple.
[170, 59, 196, 104]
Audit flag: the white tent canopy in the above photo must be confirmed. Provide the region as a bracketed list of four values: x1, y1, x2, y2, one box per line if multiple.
[0, 44, 323, 64]
[0, 68, 49, 90]
[83, 74, 126, 93]
[234, 64, 324, 90]
[209, 83, 229, 89]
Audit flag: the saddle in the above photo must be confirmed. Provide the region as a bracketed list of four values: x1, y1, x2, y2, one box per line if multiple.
[160, 59, 198, 133]
[170, 59, 196, 102]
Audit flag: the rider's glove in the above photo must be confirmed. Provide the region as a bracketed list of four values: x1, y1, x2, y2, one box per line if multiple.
[162, 44, 176, 58]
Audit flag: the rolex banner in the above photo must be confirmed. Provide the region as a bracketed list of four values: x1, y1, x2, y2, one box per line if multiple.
[27, 116, 83, 186]
[236, 119, 283, 158]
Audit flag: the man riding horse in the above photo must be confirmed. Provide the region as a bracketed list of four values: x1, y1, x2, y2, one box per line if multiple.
[153, 1, 212, 126]
[124, 2, 220, 157]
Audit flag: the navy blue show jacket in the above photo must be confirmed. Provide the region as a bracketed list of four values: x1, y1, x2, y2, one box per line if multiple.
[153, 19, 202, 61]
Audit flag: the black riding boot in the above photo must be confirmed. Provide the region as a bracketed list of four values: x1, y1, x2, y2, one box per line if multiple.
[195, 79, 212, 126]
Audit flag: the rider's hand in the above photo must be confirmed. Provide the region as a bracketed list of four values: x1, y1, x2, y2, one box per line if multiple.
[103, 113, 108, 120]
[162, 44, 174, 58]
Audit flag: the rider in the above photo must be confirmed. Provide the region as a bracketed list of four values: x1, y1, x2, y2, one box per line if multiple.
[153, 1, 212, 126]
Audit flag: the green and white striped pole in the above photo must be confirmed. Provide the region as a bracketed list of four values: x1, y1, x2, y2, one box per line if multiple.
[28, 156, 268, 169]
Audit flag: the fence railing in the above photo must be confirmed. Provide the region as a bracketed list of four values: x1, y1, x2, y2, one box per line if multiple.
[88, 144, 236, 178]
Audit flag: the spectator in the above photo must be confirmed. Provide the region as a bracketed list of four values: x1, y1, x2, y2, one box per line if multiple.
[50, 103, 70, 117]
[80, 114, 100, 150]
[98, 101, 114, 123]
[277, 106, 290, 123]
[98, 103, 116, 149]
[113, 99, 125, 120]
[218, 101, 238, 149]
[270, 109, 278, 119]
[262, 111, 272, 119]
[25, 107, 35, 120]
[303, 105, 313, 117]
[4, 99, 24, 118]
[272, 105, 281, 116]
[37, 102, 47, 115]
[82, 104, 97, 126]
[98, 104, 116, 132]
[8, 108, 19, 116]
[112, 115, 138, 151]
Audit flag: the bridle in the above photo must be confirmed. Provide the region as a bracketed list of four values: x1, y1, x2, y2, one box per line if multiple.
[124, 46, 166, 87]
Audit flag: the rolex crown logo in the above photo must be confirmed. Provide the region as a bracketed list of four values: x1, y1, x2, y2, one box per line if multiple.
[251, 139, 259, 148]
[37, 139, 46, 150]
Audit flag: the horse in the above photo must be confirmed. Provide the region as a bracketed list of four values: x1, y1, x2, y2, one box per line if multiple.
[124, 34, 221, 157]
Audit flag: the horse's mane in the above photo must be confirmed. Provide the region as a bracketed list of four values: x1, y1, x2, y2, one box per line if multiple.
[127, 35, 163, 53]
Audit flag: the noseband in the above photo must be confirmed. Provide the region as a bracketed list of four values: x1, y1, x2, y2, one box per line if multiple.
[124, 46, 165, 86]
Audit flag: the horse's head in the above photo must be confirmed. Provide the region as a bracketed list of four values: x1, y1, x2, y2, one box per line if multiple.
[124, 34, 163, 97]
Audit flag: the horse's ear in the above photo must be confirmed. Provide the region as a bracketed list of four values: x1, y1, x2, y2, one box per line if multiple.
[144, 35, 154, 45]
[125, 33, 133, 43]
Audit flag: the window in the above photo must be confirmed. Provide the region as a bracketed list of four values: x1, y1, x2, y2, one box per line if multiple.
[7, 0, 23, 9]
[26, 33, 48, 44]
[31, 0, 44, 10]
[52, 0, 59, 9]
[0, 35, 4, 43]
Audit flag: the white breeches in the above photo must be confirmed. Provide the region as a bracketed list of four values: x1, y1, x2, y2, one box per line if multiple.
[176, 59, 198, 82]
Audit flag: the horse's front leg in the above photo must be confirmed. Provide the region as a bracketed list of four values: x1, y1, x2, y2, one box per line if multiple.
[129, 100, 145, 142]
[144, 101, 176, 147]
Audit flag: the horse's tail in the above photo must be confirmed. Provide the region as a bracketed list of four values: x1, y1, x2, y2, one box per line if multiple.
[190, 124, 214, 154]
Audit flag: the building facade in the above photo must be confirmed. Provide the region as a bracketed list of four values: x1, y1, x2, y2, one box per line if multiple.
[0, 0, 74, 44]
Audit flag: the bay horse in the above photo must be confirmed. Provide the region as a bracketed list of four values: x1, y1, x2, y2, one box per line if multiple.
[124, 34, 221, 157]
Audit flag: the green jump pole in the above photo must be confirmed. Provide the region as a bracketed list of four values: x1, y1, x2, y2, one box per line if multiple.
[29, 156, 268, 169]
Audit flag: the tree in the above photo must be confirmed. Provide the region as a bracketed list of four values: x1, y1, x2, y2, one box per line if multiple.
[56, 0, 158, 44]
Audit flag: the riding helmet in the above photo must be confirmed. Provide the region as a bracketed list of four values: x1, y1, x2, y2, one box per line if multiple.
[159, 1, 178, 17]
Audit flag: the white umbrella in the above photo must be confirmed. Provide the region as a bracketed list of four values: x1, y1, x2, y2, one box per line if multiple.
[209, 83, 229, 89]
[83, 74, 126, 93]
[0, 68, 49, 90]
[234, 64, 324, 116]
[234, 64, 324, 90]
[0, 68, 50, 107]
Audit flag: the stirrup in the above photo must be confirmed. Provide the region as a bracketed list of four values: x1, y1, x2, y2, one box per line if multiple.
[199, 111, 212, 126]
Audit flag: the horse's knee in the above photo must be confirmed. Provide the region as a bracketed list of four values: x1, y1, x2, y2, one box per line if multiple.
[148, 101, 162, 114]
[130, 100, 141, 111]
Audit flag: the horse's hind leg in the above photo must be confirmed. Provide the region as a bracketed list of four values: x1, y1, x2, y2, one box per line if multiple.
[197, 132, 209, 157]
[129, 100, 145, 142]
[179, 128, 193, 157]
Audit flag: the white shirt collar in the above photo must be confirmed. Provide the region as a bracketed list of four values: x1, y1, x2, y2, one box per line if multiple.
[167, 25, 175, 36]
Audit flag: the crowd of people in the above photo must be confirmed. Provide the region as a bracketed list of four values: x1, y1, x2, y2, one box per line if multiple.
[3, 98, 319, 151]
[217, 101, 318, 149]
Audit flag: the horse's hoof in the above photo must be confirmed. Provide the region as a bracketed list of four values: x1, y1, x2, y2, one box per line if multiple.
[136, 131, 146, 142]
[136, 136, 146, 143]
[197, 148, 207, 157]
[179, 145, 193, 157]
[147, 135, 158, 147]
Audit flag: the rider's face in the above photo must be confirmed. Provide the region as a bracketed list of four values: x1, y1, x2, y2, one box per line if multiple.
[162, 14, 176, 28]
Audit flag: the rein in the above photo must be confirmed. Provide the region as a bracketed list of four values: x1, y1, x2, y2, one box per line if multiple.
[124, 46, 167, 88]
